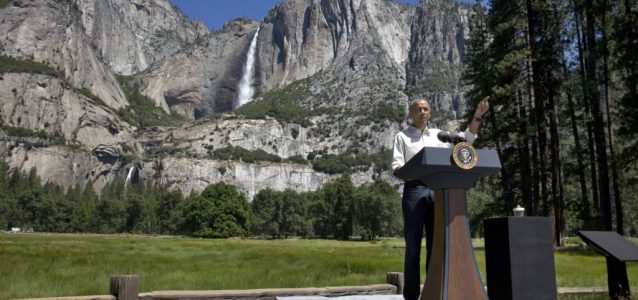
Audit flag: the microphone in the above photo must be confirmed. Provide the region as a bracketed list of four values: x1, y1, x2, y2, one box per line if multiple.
[437, 131, 467, 144]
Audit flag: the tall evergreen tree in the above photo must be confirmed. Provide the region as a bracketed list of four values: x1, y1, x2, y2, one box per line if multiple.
[484, 0, 530, 216]
[563, 60, 592, 229]
[528, 0, 566, 244]
[323, 173, 355, 240]
[251, 188, 282, 238]
[71, 183, 98, 232]
[353, 181, 401, 240]
[581, 0, 614, 231]
[0, 162, 11, 230]
[615, 0, 638, 159]
[157, 189, 184, 235]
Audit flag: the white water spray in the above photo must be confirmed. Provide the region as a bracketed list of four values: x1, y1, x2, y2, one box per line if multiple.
[124, 166, 135, 187]
[236, 27, 260, 108]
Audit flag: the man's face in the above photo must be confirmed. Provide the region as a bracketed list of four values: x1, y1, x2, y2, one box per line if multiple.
[410, 100, 430, 128]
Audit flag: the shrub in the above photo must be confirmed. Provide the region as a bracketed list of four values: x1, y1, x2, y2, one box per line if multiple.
[121, 154, 135, 165]
[285, 154, 309, 165]
[0, 55, 65, 78]
[1, 125, 66, 146]
[212, 146, 282, 164]
[311, 149, 391, 174]
[370, 104, 405, 123]
[235, 77, 333, 127]
[115, 75, 183, 127]
[75, 87, 107, 107]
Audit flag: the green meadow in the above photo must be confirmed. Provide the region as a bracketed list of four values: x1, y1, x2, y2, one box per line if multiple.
[1, 233, 636, 299]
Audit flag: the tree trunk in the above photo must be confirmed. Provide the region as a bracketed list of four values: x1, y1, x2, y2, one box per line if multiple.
[530, 102, 541, 216]
[539, 0, 564, 246]
[565, 71, 591, 227]
[575, 1, 600, 221]
[526, 0, 554, 229]
[518, 91, 533, 214]
[585, 0, 613, 231]
[600, 0, 624, 235]
[549, 91, 562, 245]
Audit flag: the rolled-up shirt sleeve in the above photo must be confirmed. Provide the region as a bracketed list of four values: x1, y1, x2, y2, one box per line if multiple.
[461, 128, 477, 144]
[391, 134, 405, 171]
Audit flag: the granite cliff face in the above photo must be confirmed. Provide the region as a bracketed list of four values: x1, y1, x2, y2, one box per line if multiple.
[0, 0, 127, 109]
[407, 0, 470, 127]
[0, 0, 472, 199]
[75, 0, 207, 75]
[0, 72, 137, 191]
[256, 0, 413, 91]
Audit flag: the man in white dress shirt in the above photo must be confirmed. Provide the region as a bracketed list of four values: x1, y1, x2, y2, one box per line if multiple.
[392, 97, 489, 300]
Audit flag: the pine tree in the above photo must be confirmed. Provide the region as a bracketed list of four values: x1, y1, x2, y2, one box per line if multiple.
[0, 162, 11, 230]
[614, 0, 638, 162]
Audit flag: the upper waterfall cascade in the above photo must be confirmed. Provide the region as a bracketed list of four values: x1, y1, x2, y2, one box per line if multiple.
[236, 27, 260, 108]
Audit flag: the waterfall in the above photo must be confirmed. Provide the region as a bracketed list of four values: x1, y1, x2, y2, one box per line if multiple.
[124, 166, 135, 187]
[236, 27, 260, 108]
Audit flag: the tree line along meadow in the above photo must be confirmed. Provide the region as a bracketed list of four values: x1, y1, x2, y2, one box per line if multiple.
[0, 162, 403, 240]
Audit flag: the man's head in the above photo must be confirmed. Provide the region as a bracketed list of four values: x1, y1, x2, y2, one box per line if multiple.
[408, 98, 431, 129]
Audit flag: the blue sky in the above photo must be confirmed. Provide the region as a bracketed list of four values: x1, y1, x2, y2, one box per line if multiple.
[170, 0, 421, 31]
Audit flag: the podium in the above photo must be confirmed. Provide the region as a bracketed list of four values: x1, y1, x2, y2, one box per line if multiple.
[484, 217, 557, 300]
[396, 146, 501, 300]
[577, 231, 638, 299]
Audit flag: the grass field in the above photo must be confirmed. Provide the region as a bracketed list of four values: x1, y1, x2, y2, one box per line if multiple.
[1, 233, 636, 299]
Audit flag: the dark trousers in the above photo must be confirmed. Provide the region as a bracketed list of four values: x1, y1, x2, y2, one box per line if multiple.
[402, 181, 435, 300]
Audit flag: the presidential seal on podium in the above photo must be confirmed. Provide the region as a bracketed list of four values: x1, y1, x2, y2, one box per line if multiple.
[452, 142, 478, 170]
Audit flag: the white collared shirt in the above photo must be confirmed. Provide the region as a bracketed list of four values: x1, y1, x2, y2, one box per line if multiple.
[391, 126, 477, 171]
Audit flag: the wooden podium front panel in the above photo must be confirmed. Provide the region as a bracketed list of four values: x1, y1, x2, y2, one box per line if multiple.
[421, 189, 487, 300]
[447, 189, 486, 299]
